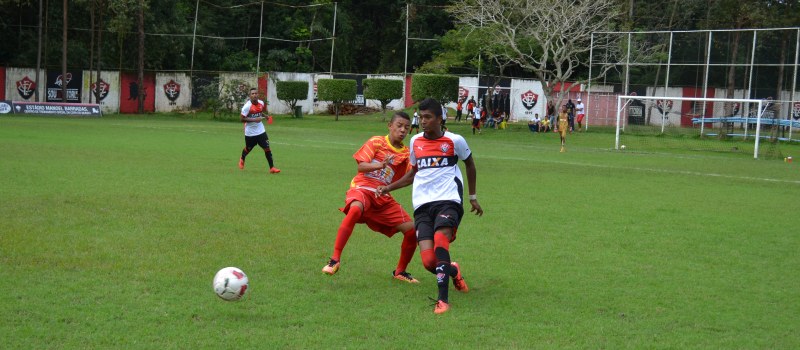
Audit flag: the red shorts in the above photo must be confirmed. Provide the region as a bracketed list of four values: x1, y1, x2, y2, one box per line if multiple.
[340, 187, 411, 237]
[577, 114, 585, 123]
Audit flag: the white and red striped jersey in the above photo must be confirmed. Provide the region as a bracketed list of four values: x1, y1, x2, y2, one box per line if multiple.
[408, 131, 472, 209]
[241, 99, 266, 136]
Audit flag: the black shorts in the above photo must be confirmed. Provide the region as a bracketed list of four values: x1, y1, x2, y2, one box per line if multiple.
[245, 132, 270, 149]
[414, 200, 463, 242]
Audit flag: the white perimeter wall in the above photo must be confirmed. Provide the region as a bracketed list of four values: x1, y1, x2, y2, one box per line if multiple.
[155, 72, 191, 112]
[5, 67, 46, 102]
[82, 70, 120, 114]
[267, 72, 315, 115]
[509, 79, 547, 122]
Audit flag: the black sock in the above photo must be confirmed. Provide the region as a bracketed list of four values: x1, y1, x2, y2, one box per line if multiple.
[240, 148, 250, 160]
[266, 151, 275, 168]
[435, 247, 451, 302]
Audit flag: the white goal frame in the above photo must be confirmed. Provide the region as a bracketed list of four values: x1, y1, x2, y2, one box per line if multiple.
[615, 95, 766, 159]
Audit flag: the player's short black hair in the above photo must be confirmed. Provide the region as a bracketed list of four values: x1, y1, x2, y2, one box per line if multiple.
[418, 98, 442, 117]
[391, 111, 410, 122]
[249, 87, 257, 92]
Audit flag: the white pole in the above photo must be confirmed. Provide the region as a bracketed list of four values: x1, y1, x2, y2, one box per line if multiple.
[700, 31, 712, 136]
[329, 2, 337, 75]
[754, 100, 763, 159]
[745, 31, 757, 140]
[662, 32, 673, 134]
[789, 28, 799, 142]
[615, 95, 622, 149]
[623, 33, 631, 132]
[403, 3, 409, 77]
[586, 33, 594, 131]
[256, 1, 264, 78]
[190, 0, 199, 74]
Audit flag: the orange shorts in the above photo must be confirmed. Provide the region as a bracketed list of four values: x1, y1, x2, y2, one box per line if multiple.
[340, 187, 412, 237]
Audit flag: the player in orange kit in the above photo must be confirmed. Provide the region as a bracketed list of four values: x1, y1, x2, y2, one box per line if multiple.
[322, 111, 420, 283]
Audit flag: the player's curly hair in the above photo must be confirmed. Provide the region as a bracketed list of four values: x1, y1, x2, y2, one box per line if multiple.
[418, 98, 442, 117]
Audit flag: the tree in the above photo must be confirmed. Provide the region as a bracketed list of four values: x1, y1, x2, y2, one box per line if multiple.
[363, 78, 403, 120]
[317, 78, 356, 121]
[447, 0, 627, 105]
[411, 74, 459, 105]
[276, 81, 309, 118]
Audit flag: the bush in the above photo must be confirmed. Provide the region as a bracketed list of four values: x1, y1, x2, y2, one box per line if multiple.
[317, 78, 357, 120]
[276, 81, 309, 117]
[364, 78, 403, 115]
[411, 74, 459, 104]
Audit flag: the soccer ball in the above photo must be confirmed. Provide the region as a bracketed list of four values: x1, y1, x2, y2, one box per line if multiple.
[620, 144, 627, 150]
[213, 267, 249, 301]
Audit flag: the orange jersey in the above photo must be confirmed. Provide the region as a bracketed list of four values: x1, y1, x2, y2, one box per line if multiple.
[350, 135, 411, 189]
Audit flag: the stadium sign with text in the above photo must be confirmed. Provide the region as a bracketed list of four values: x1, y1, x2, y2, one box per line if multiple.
[0, 101, 13, 114]
[12, 102, 102, 116]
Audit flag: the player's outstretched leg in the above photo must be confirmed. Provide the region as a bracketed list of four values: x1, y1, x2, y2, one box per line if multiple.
[433, 232, 452, 314]
[450, 261, 469, 293]
[392, 227, 419, 283]
[323, 205, 363, 275]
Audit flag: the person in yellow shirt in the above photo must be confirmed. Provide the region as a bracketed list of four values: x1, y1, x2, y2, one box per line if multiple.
[540, 114, 551, 133]
[557, 105, 569, 152]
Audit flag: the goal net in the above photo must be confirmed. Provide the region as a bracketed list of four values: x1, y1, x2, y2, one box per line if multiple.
[614, 95, 798, 159]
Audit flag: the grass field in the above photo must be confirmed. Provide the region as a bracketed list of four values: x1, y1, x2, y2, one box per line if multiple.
[1, 112, 799, 349]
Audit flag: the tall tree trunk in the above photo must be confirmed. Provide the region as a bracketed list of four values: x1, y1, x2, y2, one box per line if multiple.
[61, 0, 67, 102]
[88, 3, 95, 103]
[725, 30, 740, 115]
[96, 0, 103, 102]
[35, 0, 42, 102]
[44, 0, 49, 72]
[137, 0, 145, 114]
[776, 33, 787, 137]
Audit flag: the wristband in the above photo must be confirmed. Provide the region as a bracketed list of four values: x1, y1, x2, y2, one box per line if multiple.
[469, 194, 477, 200]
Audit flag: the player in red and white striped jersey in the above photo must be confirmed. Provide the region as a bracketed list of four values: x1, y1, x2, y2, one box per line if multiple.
[238, 88, 280, 174]
[378, 98, 483, 314]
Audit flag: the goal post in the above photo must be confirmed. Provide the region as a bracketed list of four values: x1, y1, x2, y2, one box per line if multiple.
[614, 95, 782, 159]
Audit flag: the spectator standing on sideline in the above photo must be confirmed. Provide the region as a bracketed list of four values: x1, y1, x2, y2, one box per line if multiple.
[456, 98, 464, 122]
[466, 96, 476, 119]
[472, 104, 482, 134]
[565, 99, 576, 133]
[411, 108, 420, 134]
[575, 97, 585, 131]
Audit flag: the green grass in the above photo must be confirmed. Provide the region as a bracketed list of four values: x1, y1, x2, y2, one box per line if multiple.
[1, 112, 799, 349]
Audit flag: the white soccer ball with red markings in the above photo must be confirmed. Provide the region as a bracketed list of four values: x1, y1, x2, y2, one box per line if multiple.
[213, 267, 249, 301]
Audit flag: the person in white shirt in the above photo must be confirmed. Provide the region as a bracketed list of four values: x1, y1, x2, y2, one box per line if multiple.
[575, 97, 585, 131]
[238, 88, 280, 173]
[471, 105, 482, 134]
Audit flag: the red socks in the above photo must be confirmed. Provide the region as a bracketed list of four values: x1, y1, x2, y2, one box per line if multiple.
[394, 228, 417, 274]
[331, 205, 363, 261]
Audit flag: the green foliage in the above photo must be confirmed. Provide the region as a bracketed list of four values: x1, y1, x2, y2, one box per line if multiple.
[276, 81, 309, 116]
[317, 78, 356, 120]
[2, 114, 800, 349]
[363, 78, 403, 113]
[193, 77, 249, 120]
[411, 74, 459, 104]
